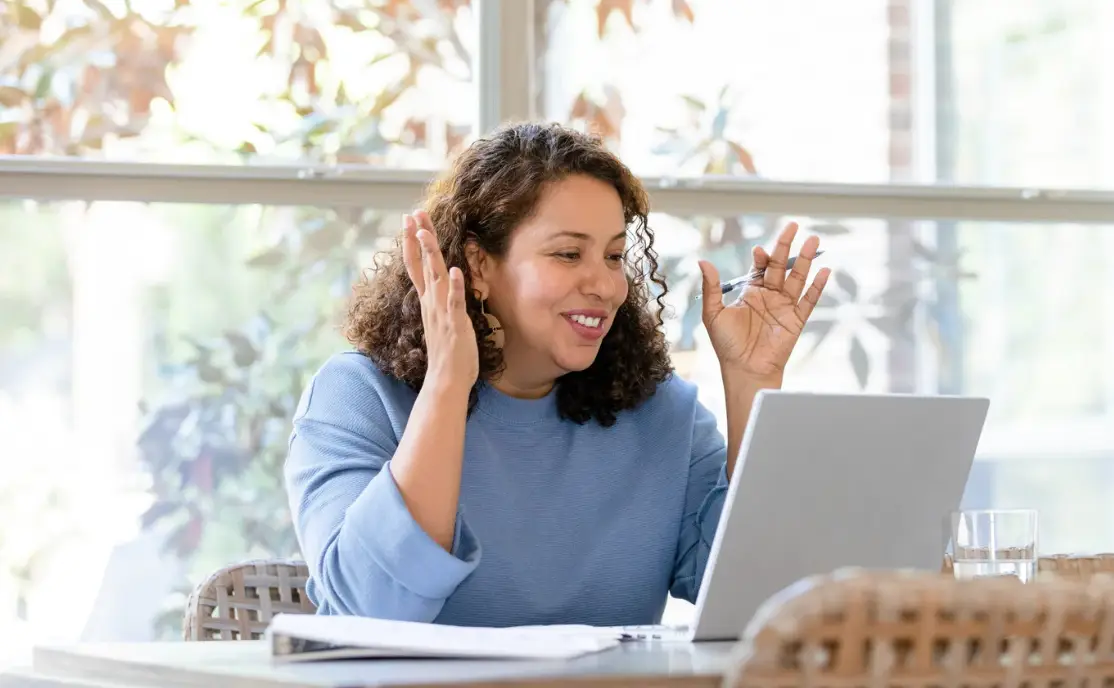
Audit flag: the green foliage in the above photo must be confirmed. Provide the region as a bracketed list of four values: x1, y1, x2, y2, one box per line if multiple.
[134, 205, 390, 634]
[0, 0, 475, 160]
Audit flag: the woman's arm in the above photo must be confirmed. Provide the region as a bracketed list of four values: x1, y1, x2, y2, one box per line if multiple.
[390, 376, 472, 550]
[721, 370, 780, 479]
[669, 398, 727, 604]
[285, 354, 480, 621]
[391, 211, 481, 551]
[669, 372, 772, 603]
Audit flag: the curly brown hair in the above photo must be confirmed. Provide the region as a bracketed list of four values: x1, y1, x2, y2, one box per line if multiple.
[344, 121, 672, 426]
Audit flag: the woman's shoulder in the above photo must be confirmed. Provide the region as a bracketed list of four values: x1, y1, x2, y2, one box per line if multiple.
[624, 372, 704, 424]
[296, 351, 416, 419]
[607, 374, 723, 459]
[312, 350, 403, 388]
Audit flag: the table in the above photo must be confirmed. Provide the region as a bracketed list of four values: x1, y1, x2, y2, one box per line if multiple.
[1, 640, 738, 688]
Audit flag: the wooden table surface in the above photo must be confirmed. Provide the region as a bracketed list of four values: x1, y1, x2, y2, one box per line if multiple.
[1, 639, 738, 688]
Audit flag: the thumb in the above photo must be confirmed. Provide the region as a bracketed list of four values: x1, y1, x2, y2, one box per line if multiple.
[698, 260, 724, 321]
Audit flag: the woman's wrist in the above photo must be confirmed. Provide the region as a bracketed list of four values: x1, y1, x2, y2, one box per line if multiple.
[421, 370, 475, 402]
[719, 364, 783, 393]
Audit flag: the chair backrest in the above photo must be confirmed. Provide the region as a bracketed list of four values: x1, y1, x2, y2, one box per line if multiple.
[183, 559, 316, 641]
[724, 568, 1114, 688]
[941, 552, 1114, 580]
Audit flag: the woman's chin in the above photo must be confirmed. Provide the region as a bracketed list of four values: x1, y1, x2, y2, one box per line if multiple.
[552, 348, 602, 374]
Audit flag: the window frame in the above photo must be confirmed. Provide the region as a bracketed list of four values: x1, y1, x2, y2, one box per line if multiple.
[2, 156, 1114, 223]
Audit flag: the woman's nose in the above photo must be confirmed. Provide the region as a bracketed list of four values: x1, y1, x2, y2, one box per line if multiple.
[581, 261, 618, 301]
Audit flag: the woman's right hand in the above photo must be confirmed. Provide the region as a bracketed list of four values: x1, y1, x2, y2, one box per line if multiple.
[401, 211, 479, 393]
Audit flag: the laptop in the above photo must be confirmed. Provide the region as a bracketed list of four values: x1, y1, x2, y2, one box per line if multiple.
[613, 389, 989, 642]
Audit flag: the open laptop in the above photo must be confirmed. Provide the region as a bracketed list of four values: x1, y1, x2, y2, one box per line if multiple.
[614, 389, 989, 642]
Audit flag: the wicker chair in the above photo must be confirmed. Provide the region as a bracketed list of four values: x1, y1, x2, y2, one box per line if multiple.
[724, 567, 1114, 688]
[181, 554, 1114, 643]
[941, 552, 1114, 580]
[183, 559, 316, 641]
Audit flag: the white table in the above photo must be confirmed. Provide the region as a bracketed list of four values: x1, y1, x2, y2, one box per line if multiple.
[1, 639, 738, 688]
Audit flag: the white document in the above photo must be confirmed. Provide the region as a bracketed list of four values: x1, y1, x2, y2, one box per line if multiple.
[268, 613, 622, 662]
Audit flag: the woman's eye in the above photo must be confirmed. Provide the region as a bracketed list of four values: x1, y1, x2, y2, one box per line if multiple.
[607, 253, 625, 263]
[556, 252, 579, 260]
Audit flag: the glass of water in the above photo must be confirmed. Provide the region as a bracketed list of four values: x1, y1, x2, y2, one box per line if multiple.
[950, 509, 1039, 583]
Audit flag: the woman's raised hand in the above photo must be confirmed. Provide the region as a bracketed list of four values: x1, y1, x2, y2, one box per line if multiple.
[699, 222, 830, 382]
[401, 211, 479, 392]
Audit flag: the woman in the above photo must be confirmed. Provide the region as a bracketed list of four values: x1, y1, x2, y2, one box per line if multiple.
[284, 122, 830, 627]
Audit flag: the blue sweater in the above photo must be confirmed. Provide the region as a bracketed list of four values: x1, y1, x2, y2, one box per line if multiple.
[284, 351, 729, 627]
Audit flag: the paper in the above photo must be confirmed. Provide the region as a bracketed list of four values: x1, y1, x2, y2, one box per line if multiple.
[268, 613, 622, 661]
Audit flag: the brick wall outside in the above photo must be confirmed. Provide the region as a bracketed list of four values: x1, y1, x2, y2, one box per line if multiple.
[886, 0, 918, 393]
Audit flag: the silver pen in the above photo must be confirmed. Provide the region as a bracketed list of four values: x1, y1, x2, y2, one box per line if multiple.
[696, 250, 825, 299]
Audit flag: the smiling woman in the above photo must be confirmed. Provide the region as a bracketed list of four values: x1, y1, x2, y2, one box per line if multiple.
[282, 121, 830, 628]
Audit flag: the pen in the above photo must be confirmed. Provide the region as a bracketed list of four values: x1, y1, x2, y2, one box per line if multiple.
[696, 250, 825, 299]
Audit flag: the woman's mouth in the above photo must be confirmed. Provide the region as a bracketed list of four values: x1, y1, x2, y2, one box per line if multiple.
[563, 312, 607, 341]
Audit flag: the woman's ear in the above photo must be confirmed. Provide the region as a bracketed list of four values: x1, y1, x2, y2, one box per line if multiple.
[464, 240, 489, 299]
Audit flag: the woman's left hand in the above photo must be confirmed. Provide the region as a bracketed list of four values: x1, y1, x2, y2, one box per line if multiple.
[699, 222, 831, 383]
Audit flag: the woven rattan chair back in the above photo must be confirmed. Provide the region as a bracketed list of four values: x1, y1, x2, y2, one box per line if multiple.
[942, 553, 1114, 580]
[1039, 553, 1114, 579]
[183, 559, 316, 641]
[724, 568, 1114, 688]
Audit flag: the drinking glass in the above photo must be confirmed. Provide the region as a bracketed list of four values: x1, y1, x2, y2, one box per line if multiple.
[950, 509, 1039, 582]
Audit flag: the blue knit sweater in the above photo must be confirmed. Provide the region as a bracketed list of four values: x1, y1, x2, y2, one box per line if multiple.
[284, 351, 729, 627]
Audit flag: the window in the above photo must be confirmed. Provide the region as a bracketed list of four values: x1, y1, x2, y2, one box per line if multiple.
[538, 0, 1114, 188]
[0, 0, 477, 166]
[3, 0, 1114, 663]
[0, 198, 391, 652]
[540, 0, 896, 182]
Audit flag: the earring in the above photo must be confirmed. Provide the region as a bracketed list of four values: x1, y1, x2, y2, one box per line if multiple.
[479, 299, 504, 349]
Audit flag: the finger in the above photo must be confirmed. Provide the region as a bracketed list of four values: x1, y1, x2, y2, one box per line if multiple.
[447, 267, 466, 314]
[698, 260, 725, 322]
[419, 226, 450, 278]
[750, 245, 769, 283]
[417, 228, 439, 302]
[796, 267, 831, 322]
[413, 209, 436, 235]
[413, 211, 445, 296]
[783, 234, 820, 301]
[763, 222, 798, 291]
[401, 214, 425, 297]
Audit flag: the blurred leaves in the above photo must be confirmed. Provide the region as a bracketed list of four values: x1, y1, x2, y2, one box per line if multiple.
[596, 0, 635, 37]
[834, 271, 859, 301]
[134, 206, 389, 635]
[0, 0, 474, 160]
[0, 0, 470, 636]
[0, 0, 191, 155]
[672, 211, 978, 389]
[568, 85, 625, 143]
[588, 0, 693, 37]
[563, 0, 978, 390]
[848, 335, 869, 388]
[652, 85, 761, 176]
[671, 0, 694, 24]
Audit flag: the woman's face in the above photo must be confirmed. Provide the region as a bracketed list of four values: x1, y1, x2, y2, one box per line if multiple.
[472, 174, 630, 393]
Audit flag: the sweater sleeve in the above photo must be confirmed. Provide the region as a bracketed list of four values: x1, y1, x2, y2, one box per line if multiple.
[669, 396, 730, 604]
[284, 354, 481, 620]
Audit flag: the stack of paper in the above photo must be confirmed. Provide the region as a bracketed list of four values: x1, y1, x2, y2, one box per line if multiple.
[268, 613, 622, 662]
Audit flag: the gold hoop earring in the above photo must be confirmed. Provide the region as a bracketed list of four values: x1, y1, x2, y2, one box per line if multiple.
[479, 299, 504, 349]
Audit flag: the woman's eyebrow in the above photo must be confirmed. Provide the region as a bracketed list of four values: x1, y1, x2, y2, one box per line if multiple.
[548, 230, 627, 241]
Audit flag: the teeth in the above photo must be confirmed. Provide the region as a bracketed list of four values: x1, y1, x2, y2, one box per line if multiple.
[570, 314, 602, 328]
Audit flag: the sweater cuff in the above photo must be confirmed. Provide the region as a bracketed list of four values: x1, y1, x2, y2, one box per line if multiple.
[347, 462, 481, 601]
